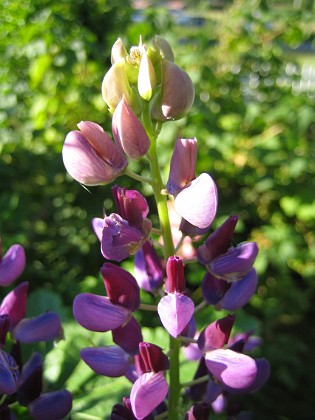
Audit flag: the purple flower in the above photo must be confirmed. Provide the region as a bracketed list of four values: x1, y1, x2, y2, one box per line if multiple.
[112, 96, 150, 160]
[197, 315, 235, 352]
[0, 242, 26, 287]
[12, 312, 62, 343]
[158, 256, 194, 338]
[130, 343, 169, 419]
[134, 241, 164, 292]
[0, 314, 10, 347]
[166, 138, 197, 196]
[0, 281, 28, 329]
[0, 349, 20, 395]
[73, 293, 130, 332]
[100, 186, 152, 262]
[28, 389, 72, 420]
[81, 346, 130, 377]
[62, 121, 127, 186]
[112, 316, 143, 355]
[17, 352, 42, 406]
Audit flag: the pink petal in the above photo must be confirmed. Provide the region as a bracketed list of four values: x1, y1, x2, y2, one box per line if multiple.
[205, 349, 258, 389]
[130, 372, 168, 419]
[174, 173, 218, 229]
[157, 292, 194, 338]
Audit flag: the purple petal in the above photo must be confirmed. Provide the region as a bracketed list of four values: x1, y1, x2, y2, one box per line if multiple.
[210, 242, 258, 282]
[81, 346, 130, 377]
[112, 316, 143, 355]
[157, 293, 194, 338]
[197, 215, 238, 265]
[211, 393, 227, 414]
[0, 350, 19, 395]
[130, 372, 168, 419]
[101, 263, 140, 312]
[201, 272, 230, 306]
[224, 358, 270, 394]
[13, 312, 62, 343]
[28, 390, 72, 420]
[101, 214, 142, 261]
[197, 315, 235, 352]
[18, 352, 42, 405]
[165, 256, 186, 294]
[217, 268, 258, 311]
[166, 138, 197, 196]
[92, 217, 104, 242]
[62, 130, 126, 186]
[0, 244, 26, 287]
[174, 173, 218, 229]
[137, 342, 169, 374]
[0, 314, 10, 346]
[0, 281, 28, 329]
[205, 348, 258, 389]
[134, 242, 164, 292]
[73, 293, 129, 332]
[182, 342, 203, 361]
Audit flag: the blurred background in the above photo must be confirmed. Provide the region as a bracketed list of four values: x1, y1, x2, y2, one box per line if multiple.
[1, 0, 314, 418]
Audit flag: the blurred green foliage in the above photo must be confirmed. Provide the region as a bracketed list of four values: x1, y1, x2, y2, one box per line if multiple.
[1, 0, 315, 418]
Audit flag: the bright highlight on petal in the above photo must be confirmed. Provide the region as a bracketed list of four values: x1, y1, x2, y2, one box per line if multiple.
[130, 371, 168, 419]
[205, 348, 257, 389]
[158, 292, 194, 338]
[174, 173, 218, 229]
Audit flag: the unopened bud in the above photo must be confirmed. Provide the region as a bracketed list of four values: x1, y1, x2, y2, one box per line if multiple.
[152, 60, 195, 121]
[111, 38, 127, 64]
[138, 49, 156, 101]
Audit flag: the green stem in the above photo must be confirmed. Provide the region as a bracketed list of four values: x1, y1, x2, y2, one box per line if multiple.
[124, 168, 153, 184]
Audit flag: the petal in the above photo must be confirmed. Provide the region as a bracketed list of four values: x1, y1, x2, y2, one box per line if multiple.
[0, 350, 19, 395]
[101, 214, 142, 262]
[112, 316, 143, 355]
[201, 272, 230, 306]
[81, 346, 130, 377]
[92, 217, 104, 242]
[134, 241, 164, 292]
[0, 281, 28, 329]
[0, 244, 26, 287]
[101, 263, 140, 312]
[13, 312, 62, 343]
[28, 390, 72, 420]
[73, 293, 129, 332]
[130, 372, 168, 419]
[198, 315, 235, 352]
[157, 293, 194, 338]
[165, 256, 186, 294]
[174, 173, 218, 229]
[18, 352, 43, 405]
[205, 348, 258, 389]
[137, 342, 169, 374]
[210, 242, 258, 282]
[217, 268, 258, 311]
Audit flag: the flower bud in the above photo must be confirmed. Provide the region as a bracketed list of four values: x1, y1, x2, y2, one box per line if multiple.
[198, 315, 235, 352]
[165, 256, 185, 294]
[0, 243, 26, 287]
[152, 60, 195, 121]
[0, 281, 28, 329]
[138, 49, 156, 101]
[112, 97, 150, 160]
[111, 38, 127, 64]
[167, 138, 197, 196]
[136, 342, 169, 374]
[102, 60, 139, 113]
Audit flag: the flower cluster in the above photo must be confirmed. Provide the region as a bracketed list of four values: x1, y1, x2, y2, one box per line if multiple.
[62, 36, 269, 419]
[0, 239, 72, 419]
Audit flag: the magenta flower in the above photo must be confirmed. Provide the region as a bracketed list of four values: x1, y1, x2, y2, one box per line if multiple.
[130, 342, 169, 419]
[112, 96, 150, 160]
[158, 256, 194, 338]
[134, 241, 164, 292]
[62, 121, 127, 186]
[0, 242, 26, 287]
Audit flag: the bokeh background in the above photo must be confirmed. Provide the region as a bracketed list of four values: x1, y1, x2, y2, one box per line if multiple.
[1, 0, 315, 418]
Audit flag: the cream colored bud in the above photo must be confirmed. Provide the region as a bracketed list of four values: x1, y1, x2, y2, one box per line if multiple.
[153, 35, 174, 62]
[138, 50, 156, 101]
[111, 38, 128, 64]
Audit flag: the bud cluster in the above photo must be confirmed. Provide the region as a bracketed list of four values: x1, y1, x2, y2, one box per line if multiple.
[62, 36, 269, 419]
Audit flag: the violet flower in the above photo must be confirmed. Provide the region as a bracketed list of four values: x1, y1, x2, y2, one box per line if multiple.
[130, 342, 169, 419]
[0, 242, 26, 287]
[17, 352, 43, 406]
[81, 346, 130, 378]
[100, 185, 152, 262]
[62, 121, 127, 186]
[0, 349, 19, 395]
[12, 312, 62, 343]
[157, 256, 194, 338]
[134, 241, 164, 292]
[28, 389, 72, 420]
